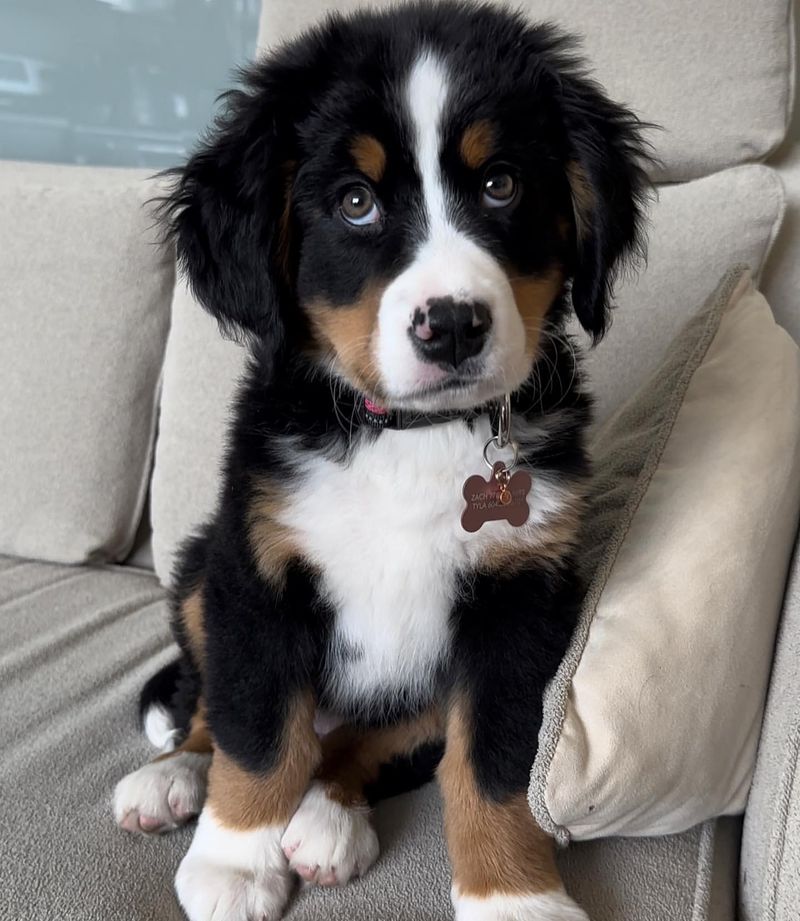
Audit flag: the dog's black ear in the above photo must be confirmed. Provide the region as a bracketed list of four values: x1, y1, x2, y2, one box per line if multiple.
[558, 75, 652, 342]
[160, 66, 298, 350]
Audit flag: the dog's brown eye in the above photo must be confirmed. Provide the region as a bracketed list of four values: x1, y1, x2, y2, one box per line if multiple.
[482, 172, 517, 209]
[340, 185, 381, 226]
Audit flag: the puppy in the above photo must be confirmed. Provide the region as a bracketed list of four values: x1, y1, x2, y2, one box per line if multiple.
[114, 3, 649, 919]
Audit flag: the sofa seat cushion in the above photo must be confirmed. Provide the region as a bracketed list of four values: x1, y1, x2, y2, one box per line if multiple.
[2, 555, 737, 920]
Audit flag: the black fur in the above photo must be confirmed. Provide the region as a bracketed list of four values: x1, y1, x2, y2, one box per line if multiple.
[144, 1, 650, 810]
[364, 741, 446, 805]
[139, 657, 201, 740]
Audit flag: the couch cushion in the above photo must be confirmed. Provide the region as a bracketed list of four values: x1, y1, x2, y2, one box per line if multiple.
[763, 149, 800, 345]
[150, 278, 244, 584]
[0, 162, 173, 565]
[531, 268, 800, 841]
[740, 533, 800, 921]
[149, 164, 785, 584]
[576, 165, 785, 425]
[0, 555, 738, 920]
[257, 0, 794, 182]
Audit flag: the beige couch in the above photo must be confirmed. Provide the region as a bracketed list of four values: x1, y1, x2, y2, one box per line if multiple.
[2, 1, 799, 919]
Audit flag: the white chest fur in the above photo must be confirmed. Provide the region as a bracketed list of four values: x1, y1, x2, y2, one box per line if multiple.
[279, 418, 571, 709]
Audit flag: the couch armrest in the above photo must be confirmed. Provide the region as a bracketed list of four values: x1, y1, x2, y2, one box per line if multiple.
[740, 525, 800, 919]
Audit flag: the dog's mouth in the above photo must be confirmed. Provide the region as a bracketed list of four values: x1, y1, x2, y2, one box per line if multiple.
[385, 366, 514, 413]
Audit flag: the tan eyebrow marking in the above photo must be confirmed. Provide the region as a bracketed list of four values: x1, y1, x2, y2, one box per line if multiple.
[459, 120, 496, 169]
[350, 134, 387, 182]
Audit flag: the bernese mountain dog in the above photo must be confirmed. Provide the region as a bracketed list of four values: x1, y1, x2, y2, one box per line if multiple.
[113, 3, 649, 919]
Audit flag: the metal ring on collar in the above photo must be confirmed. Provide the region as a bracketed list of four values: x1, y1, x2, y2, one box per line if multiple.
[483, 435, 519, 471]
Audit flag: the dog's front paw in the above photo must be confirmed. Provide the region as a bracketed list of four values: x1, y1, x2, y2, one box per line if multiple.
[176, 862, 291, 921]
[281, 781, 379, 886]
[176, 807, 292, 921]
[452, 890, 590, 921]
[114, 752, 210, 834]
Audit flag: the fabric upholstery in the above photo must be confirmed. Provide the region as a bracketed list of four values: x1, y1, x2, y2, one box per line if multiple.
[575, 165, 785, 425]
[532, 269, 800, 840]
[763, 149, 800, 344]
[149, 164, 784, 584]
[761, 2, 800, 347]
[740, 534, 800, 921]
[150, 278, 244, 584]
[257, 0, 794, 183]
[0, 555, 737, 920]
[0, 161, 173, 565]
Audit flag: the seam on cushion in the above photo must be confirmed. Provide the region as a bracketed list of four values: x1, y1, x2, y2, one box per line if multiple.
[691, 821, 717, 921]
[0, 560, 29, 575]
[528, 265, 751, 842]
[107, 561, 162, 581]
[751, 167, 787, 288]
[762, 715, 800, 921]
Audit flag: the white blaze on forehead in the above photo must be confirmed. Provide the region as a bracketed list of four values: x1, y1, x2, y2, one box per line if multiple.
[374, 50, 531, 407]
[406, 51, 452, 241]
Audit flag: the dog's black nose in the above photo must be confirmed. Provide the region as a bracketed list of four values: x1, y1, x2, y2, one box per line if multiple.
[410, 297, 492, 369]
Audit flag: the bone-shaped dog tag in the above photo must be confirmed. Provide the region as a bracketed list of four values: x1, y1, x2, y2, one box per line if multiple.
[461, 461, 532, 533]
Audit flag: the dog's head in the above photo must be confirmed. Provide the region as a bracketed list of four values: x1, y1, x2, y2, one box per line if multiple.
[165, 2, 650, 411]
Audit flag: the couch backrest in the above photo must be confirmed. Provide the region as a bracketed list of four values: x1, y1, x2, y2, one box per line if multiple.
[0, 162, 173, 565]
[259, 0, 795, 184]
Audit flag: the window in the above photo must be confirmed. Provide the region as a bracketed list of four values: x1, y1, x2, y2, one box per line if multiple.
[0, 0, 260, 169]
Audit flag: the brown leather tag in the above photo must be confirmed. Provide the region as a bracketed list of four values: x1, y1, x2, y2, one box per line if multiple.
[461, 462, 532, 533]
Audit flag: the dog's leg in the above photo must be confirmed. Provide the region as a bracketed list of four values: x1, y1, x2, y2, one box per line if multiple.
[164, 542, 329, 921]
[282, 709, 443, 886]
[114, 702, 212, 835]
[440, 567, 589, 921]
[175, 691, 320, 921]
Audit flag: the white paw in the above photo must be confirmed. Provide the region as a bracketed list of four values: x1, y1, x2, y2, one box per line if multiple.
[114, 752, 210, 834]
[176, 807, 292, 921]
[281, 781, 379, 886]
[452, 889, 590, 921]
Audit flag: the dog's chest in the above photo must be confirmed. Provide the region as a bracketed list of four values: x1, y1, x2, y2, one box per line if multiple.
[280, 420, 562, 705]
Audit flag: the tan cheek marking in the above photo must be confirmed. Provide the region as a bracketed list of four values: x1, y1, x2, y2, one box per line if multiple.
[208, 693, 320, 830]
[476, 487, 586, 574]
[305, 286, 386, 397]
[248, 479, 302, 590]
[318, 708, 444, 808]
[438, 697, 563, 898]
[566, 161, 594, 241]
[154, 700, 213, 762]
[350, 135, 387, 183]
[509, 270, 565, 361]
[459, 120, 495, 170]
